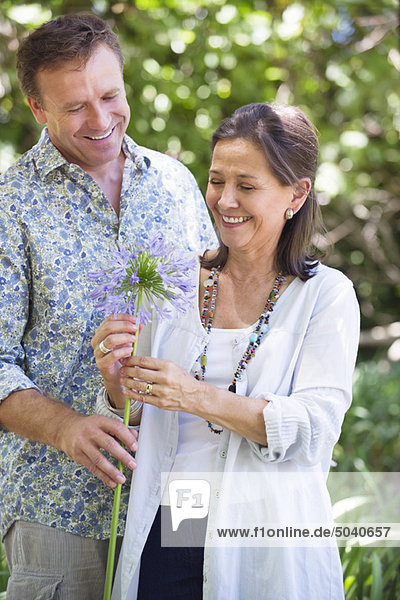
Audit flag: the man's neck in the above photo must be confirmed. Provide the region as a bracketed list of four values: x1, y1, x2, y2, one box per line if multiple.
[85, 152, 125, 216]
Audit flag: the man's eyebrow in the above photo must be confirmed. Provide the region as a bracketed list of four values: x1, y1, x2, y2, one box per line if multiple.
[62, 88, 121, 109]
[62, 100, 84, 109]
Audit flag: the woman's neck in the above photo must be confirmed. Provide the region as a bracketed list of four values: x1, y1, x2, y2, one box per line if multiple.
[223, 251, 276, 286]
[200, 259, 281, 329]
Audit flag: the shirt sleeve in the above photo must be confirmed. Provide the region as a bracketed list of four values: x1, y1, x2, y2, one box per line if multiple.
[134, 146, 217, 254]
[95, 388, 141, 432]
[95, 388, 125, 421]
[152, 155, 218, 254]
[0, 207, 40, 403]
[247, 278, 360, 466]
[168, 161, 217, 253]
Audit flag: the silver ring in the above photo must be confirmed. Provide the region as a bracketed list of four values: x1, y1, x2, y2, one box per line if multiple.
[145, 383, 153, 395]
[99, 340, 112, 354]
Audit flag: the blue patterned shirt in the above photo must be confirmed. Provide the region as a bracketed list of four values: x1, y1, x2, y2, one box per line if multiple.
[0, 130, 216, 540]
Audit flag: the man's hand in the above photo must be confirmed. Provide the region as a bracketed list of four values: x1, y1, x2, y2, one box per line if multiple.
[0, 388, 138, 489]
[56, 412, 138, 488]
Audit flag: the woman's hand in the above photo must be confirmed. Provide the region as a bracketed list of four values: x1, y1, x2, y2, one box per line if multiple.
[120, 355, 203, 414]
[91, 314, 138, 408]
[120, 355, 268, 445]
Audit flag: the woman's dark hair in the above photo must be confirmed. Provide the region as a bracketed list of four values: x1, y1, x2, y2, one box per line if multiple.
[16, 13, 124, 106]
[201, 102, 326, 280]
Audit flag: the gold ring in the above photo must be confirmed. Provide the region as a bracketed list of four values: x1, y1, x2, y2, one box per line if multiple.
[99, 340, 112, 354]
[145, 383, 153, 395]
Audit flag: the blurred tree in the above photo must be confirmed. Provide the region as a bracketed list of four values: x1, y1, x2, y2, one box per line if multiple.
[1, 5, 399, 597]
[0, 0, 399, 351]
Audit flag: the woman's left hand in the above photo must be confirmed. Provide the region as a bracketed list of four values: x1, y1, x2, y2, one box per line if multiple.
[120, 355, 203, 414]
[121, 356, 268, 445]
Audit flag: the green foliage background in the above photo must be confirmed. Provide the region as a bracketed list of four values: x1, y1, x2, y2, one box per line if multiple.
[0, 0, 399, 338]
[0, 1, 399, 598]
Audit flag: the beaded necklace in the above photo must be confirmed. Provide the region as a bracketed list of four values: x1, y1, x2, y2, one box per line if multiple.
[194, 267, 286, 434]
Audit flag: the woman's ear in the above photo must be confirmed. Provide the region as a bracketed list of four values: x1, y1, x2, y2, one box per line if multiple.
[291, 177, 311, 214]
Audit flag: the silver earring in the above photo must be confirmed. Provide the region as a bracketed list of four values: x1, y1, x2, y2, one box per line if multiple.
[285, 208, 294, 220]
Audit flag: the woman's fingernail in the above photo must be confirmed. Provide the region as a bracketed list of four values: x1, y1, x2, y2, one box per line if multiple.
[116, 473, 126, 484]
[128, 459, 136, 469]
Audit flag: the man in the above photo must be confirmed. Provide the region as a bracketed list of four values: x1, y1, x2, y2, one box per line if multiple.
[0, 13, 215, 599]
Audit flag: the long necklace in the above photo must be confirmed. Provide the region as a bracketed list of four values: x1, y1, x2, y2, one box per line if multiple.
[194, 267, 286, 434]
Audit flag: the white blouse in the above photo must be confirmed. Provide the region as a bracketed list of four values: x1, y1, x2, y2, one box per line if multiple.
[99, 261, 360, 600]
[173, 325, 254, 474]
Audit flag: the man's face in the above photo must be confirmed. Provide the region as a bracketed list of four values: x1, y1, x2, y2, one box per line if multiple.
[28, 44, 130, 173]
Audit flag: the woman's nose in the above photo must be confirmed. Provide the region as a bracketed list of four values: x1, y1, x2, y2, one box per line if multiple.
[217, 185, 240, 209]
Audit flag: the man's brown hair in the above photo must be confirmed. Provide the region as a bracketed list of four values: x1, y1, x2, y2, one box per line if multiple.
[17, 13, 124, 106]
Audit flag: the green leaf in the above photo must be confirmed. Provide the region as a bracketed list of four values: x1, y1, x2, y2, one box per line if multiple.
[370, 552, 383, 600]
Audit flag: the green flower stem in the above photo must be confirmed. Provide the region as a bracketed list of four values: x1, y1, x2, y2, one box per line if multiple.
[103, 291, 143, 600]
[103, 481, 122, 600]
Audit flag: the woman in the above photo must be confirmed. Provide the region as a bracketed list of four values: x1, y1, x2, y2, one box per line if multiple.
[92, 103, 360, 599]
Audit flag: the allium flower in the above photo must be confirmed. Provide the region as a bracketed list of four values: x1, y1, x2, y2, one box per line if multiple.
[88, 234, 196, 600]
[88, 233, 197, 323]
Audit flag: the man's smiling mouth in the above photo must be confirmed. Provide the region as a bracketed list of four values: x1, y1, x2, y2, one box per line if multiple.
[84, 127, 114, 140]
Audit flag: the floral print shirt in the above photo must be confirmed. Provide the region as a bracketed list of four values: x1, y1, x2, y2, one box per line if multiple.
[0, 130, 216, 540]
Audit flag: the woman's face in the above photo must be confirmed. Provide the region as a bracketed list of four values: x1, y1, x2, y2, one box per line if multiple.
[206, 138, 305, 258]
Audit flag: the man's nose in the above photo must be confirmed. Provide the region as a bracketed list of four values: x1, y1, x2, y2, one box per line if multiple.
[86, 104, 111, 131]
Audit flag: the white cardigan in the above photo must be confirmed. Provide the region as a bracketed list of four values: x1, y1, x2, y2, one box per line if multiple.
[102, 262, 360, 600]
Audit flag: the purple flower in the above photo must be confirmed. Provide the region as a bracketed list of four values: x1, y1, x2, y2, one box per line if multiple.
[88, 233, 196, 322]
[154, 305, 172, 320]
[137, 306, 152, 325]
[147, 232, 166, 257]
[129, 267, 139, 287]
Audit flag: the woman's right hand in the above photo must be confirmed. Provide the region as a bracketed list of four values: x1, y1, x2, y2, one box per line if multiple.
[91, 314, 138, 409]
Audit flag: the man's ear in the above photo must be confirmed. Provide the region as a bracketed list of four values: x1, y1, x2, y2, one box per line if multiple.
[291, 177, 312, 214]
[27, 97, 47, 125]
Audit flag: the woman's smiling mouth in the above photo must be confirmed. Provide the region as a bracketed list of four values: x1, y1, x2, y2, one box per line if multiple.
[221, 215, 252, 224]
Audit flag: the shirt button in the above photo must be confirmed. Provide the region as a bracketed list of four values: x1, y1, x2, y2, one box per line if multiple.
[215, 490, 220, 498]
[203, 575, 208, 583]
[220, 450, 227, 458]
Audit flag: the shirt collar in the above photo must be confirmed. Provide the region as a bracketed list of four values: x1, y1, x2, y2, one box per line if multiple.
[122, 135, 152, 171]
[32, 128, 151, 179]
[32, 129, 68, 178]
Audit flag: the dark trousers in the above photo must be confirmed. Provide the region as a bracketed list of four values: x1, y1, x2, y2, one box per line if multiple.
[137, 506, 205, 600]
